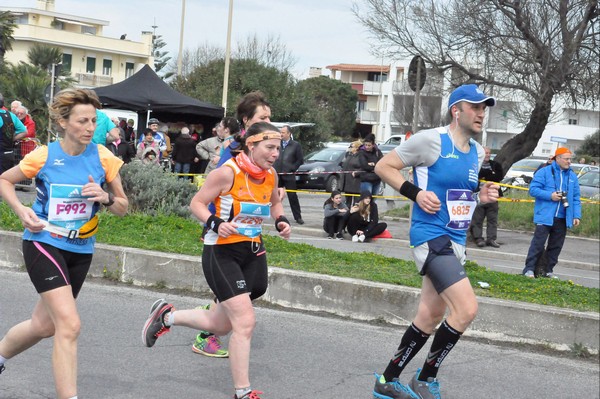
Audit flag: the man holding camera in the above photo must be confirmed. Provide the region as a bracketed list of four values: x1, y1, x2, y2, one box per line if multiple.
[522, 147, 581, 279]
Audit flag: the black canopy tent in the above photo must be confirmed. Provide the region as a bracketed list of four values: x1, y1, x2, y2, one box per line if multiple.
[93, 65, 224, 134]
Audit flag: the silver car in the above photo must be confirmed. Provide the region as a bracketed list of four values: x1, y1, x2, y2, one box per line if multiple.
[578, 170, 600, 200]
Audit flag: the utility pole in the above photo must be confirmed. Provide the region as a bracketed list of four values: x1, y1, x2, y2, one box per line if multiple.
[221, 0, 234, 114]
[177, 0, 185, 76]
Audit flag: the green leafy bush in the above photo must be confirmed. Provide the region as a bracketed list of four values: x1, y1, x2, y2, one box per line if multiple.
[119, 161, 197, 217]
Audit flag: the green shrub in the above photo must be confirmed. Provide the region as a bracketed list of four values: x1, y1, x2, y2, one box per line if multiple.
[120, 161, 198, 217]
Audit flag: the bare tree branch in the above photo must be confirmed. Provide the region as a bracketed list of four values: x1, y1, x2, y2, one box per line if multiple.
[353, 0, 599, 172]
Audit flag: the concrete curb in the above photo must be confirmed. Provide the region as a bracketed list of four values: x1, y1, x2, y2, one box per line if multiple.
[1, 230, 598, 351]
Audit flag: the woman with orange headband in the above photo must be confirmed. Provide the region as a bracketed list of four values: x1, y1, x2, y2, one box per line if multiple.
[141, 122, 291, 399]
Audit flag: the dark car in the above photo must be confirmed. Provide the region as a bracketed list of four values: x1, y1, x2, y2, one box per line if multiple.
[578, 170, 599, 200]
[295, 144, 348, 192]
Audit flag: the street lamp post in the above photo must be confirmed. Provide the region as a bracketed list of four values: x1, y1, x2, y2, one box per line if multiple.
[222, 0, 234, 114]
[177, 0, 185, 76]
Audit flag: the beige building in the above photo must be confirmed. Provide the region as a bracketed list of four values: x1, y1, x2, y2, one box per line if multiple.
[326, 62, 521, 149]
[327, 62, 599, 154]
[1, 0, 153, 88]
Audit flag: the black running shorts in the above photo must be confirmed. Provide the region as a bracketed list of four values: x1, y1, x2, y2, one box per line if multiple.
[23, 240, 92, 296]
[202, 240, 268, 302]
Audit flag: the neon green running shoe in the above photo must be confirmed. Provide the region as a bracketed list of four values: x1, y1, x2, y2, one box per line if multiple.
[192, 333, 229, 358]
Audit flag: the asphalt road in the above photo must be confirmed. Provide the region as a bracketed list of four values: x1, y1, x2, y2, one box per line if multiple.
[0, 269, 598, 399]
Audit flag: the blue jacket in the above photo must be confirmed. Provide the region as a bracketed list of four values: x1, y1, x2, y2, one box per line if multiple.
[529, 161, 581, 228]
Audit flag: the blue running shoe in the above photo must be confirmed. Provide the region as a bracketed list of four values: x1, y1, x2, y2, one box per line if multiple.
[408, 369, 441, 399]
[373, 373, 418, 399]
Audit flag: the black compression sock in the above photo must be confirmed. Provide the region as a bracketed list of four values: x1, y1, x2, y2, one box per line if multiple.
[419, 320, 462, 381]
[383, 323, 430, 382]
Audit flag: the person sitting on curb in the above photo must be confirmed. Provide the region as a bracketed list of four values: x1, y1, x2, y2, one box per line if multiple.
[323, 190, 350, 239]
[347, 190, 387, 242]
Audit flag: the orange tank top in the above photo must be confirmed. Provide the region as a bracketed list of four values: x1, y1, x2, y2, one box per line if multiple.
[204, 158, 276, 246]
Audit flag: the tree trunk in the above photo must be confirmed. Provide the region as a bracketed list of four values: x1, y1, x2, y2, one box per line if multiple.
[494, 88, 554, 176]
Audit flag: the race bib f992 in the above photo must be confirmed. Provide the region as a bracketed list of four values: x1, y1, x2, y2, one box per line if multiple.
[48, 184, 93, 229]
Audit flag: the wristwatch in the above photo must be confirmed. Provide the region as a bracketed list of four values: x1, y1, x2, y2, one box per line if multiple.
[102, 192, 115, 207]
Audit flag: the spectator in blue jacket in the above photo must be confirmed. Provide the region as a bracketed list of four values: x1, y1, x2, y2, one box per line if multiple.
[522, 147, 581, 279]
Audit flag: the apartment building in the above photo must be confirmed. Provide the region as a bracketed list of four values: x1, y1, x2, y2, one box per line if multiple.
[326, 63, 395, 142]
[1, 0, 153, 88]
[532, 106, 600, 157]
[326, 61, 600, 154]
[326, 62, 522, 149]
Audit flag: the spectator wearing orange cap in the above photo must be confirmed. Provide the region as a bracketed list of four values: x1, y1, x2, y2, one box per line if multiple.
[522, 147, 581, 279]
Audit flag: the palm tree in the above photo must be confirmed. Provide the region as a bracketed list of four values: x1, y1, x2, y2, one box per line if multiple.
[4, 63, 51, 141]
[0, 11, 17, 68]
[27, 43, 63, 72]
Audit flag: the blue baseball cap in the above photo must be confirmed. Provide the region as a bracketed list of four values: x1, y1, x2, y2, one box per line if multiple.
[448, 84, 496, 110]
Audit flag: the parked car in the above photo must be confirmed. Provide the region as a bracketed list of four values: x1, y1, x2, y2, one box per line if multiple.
[504, 157, 547, 179]
[500, 157, 547, 195]
[378, 143, 398, 155]
[578, 170, 600, 200]
[295, 144, 348, 192]
[381, 134, 405, 146]
[570, 163, 599, 177]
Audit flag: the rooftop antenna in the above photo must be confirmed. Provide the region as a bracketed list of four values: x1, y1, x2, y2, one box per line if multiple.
[152, 18, 158, 36]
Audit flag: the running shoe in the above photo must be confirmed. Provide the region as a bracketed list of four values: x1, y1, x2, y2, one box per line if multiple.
[195, 304, 213, 336]
[336, 232, 344, 240]
[523, 270, 535, 278]
[373, 373, 418, 399]
[142, 298, 174, 347]
[352, 234, 359, 242]
[0, 364, 5, 375]
[235, 389, 264, 399]
[544, 272, 559, 279]
[408, 369, 441, 399]
[196, 303, 211, 311]
[191, 302, 228, 356]
[192, 334, 229, 358]
[358, 234, 366, 242]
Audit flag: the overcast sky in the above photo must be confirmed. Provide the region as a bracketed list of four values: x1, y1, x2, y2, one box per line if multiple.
[12, 0, 384, 78]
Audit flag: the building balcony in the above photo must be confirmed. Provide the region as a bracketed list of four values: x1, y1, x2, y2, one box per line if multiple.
[13, 24, 152, 57]
[358, 110, 379, 124]
[75, 73, 113, 87]
[362, 80, 390, 95]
